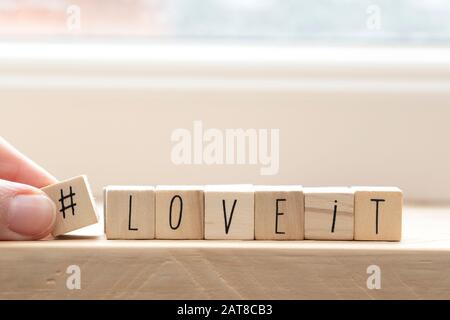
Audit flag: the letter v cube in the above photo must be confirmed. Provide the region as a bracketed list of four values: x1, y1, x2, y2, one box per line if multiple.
[204, 185, 254, 240]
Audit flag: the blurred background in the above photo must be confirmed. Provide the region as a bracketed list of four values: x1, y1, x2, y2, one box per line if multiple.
[1, 0, 450, 203]
[1, 0, 449, 42]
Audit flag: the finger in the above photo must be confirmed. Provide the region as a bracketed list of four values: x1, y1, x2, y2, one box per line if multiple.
[0, 137, 57, 188]
[0, 179, 56, 240]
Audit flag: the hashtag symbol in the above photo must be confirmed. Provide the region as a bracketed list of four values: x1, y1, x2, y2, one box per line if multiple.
[59, 186, 77, 219]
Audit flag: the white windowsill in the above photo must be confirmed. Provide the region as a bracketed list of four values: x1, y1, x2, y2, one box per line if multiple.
[1, 42, 450, 92]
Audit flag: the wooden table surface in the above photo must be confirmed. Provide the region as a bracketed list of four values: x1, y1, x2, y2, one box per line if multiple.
[1, 205, 449, 300]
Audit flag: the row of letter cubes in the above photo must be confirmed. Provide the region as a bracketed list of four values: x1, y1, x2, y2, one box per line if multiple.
[42, 176, 402, 240]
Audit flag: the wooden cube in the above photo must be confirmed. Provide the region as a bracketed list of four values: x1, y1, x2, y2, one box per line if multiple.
[155, 186, 204, 239]
[304, 187, 354, 240]
[41, 175, 98, 237]
[204, 185, 254, 240]
[104, 186, 155, 240]
[353, 187, 403, 241]
[254, 185, 304, 240]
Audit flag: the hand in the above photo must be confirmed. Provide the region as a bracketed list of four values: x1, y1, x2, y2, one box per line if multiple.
[0, 137, 57, 240]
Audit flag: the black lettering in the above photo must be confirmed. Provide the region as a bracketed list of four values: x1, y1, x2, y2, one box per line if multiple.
[128, 195, 138, 231]
[331, 200, 338, 233]
[275, 199, 286, 234]
[58, 186, 77, 219]
[371, 198, 385, 234]
[169, 195, 183, 230]
[223, 199, 237, 234]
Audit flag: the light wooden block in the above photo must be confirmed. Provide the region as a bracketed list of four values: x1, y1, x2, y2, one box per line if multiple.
[204, 185, 254, 240]
[254, 185, 304, 240]
[104, 186, 155, 240]
[353, 187, 403, 241]
[41, 175, 98, 237]
[155, 186, 204, 239]
[304, 187, 354, 240]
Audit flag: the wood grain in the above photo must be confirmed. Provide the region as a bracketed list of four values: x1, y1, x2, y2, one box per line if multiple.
[0, 205, 449, 299]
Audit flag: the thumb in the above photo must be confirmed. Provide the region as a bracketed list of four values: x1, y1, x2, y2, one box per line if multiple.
[0, 179, 56, 240]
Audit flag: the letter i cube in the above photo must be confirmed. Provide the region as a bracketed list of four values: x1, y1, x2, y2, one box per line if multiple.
[304, 187, 354, 240]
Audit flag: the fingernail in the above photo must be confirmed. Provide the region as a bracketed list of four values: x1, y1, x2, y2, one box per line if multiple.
[7, 194, 56, 236]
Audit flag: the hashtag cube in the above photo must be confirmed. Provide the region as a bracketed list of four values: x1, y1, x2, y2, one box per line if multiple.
[42, 175, 99, 236]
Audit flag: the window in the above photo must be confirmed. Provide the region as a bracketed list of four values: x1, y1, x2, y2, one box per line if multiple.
[0, 0, 449, 45]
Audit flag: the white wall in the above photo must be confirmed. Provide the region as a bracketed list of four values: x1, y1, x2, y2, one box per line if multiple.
[2, 43, 450, 203]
